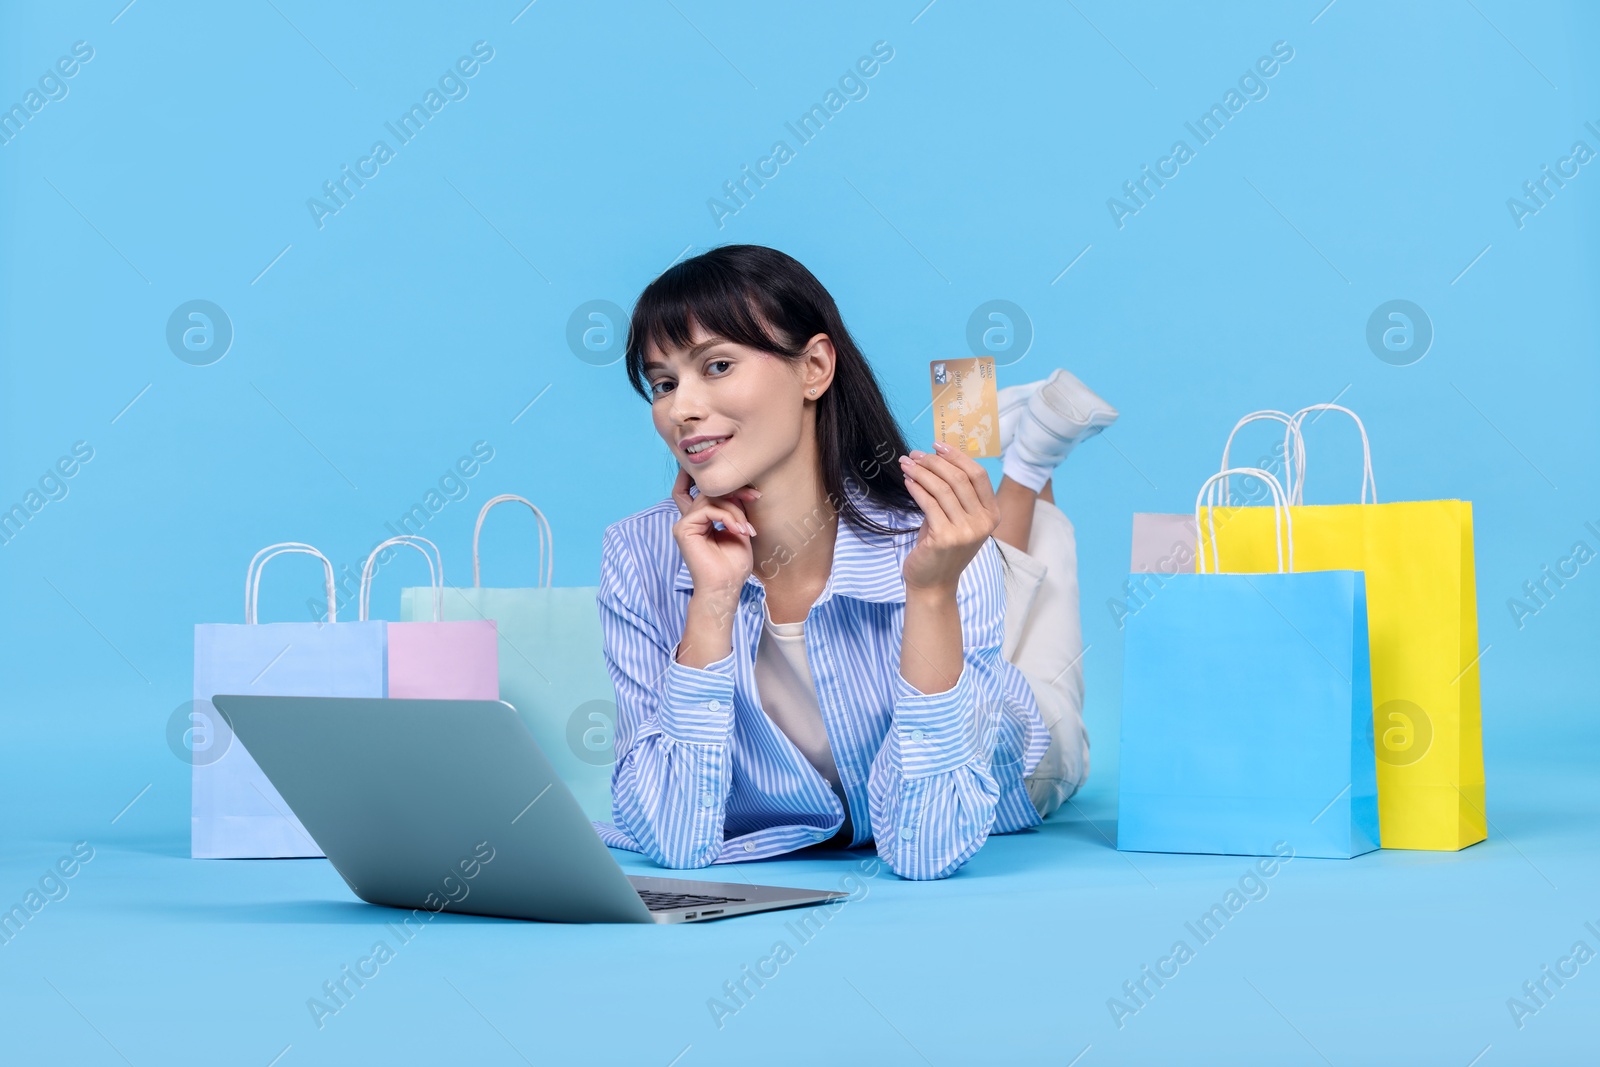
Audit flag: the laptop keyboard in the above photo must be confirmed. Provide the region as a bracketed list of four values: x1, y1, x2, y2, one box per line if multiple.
[636, 890, 747, 912]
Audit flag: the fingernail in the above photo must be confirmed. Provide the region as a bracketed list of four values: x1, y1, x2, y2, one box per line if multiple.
[909, 450, 924, 459]
[746, 523, 757, 535]
[933, 441, 949, 453]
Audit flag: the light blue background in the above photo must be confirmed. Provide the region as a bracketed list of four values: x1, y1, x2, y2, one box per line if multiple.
[2, 1, 1596, 1064]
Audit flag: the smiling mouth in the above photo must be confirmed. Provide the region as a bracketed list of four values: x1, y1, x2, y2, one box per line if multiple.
[683, 435, 731, 456]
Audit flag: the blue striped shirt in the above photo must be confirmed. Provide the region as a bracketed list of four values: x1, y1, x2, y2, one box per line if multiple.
[592, 493, 1048, 880]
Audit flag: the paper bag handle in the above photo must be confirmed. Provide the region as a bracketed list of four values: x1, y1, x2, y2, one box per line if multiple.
[246, 543, 338, 624]
[473, 494, 553, 588]
[1286, 404, 1377, 505]
[359, 536, 443, 622]
[1195, 467, 1295, 575]
[1219, 410, 1307, 505]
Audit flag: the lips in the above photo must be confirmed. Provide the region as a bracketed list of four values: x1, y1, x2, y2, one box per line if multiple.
[681, 433, 732, 463]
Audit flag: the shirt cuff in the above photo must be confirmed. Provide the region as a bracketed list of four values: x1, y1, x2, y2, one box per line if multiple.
[891, 664, 983, 778]
[658, 648, 737, 744]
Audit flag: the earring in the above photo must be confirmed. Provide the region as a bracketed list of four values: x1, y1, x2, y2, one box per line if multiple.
[809, 388, 817, 394]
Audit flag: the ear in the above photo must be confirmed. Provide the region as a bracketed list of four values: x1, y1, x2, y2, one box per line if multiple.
[801, 333, 837, 396]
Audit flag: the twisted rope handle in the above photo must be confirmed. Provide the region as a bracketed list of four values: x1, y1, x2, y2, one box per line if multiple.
[1219, 410, 1307, 506]
[1195, 467, 1295, 575]
[359, 535, 444, 621]
[1286, 403, 1377, 505]
[472, 494, 553, 588]
[246, 543, 337, 624]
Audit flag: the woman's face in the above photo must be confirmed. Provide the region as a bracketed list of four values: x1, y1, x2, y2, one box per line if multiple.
[644, 320, 830, 499]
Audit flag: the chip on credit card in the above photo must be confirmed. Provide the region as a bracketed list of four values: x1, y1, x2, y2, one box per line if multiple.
[929, 357, 1000, 458]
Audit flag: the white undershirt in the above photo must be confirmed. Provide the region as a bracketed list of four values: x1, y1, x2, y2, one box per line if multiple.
[753, 601, 852, 836]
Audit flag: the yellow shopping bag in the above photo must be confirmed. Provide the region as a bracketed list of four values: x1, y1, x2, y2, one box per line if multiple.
[1200, 405, 1485, 851]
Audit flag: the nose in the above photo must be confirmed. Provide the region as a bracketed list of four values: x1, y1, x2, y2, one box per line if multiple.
[665, 375, 706, 427]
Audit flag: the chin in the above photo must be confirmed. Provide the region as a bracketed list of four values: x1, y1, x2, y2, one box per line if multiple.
[686, 469, 746, 498]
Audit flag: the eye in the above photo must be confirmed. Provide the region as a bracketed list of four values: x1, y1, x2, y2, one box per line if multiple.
[707, 359, 732, 375]
[648, 378, 674, 398]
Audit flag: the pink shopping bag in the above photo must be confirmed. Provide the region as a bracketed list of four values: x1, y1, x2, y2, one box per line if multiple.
[359, 535, 499, 700]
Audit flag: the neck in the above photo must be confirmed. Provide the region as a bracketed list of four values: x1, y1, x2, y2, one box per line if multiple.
[745, 467, 838, 595]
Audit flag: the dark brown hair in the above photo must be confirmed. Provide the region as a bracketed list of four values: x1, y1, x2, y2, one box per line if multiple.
[624, 244, 1012, 577]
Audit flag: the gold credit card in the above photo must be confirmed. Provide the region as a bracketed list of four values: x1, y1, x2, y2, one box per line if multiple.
[930, 356, 1000, 458]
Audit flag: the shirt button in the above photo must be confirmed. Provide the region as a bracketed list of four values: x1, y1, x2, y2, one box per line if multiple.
[742, 841, 755, 853]
[700, 791, 715, 807]
[909, 728, 926, 742]
[899, 826, 916, 841]
[708, 699, 723, 711]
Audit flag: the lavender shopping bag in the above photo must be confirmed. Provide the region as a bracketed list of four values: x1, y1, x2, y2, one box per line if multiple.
[193, 544, 385, 858]
[359, 535, 498, 700]
[1130, 513, 1199, 574]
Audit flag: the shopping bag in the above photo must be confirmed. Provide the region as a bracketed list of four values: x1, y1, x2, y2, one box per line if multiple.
[193, 543, 385, 858]
[1200, 405, 1485, 851]
[1129, 513, 1198, 574]
[1118, 469, 1379, 859]
[1124, 412, 1308, 611]
[359, 535, 498, 700]
[399, 495, 616, 823]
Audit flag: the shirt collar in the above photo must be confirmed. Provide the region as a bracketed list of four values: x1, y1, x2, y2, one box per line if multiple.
[671, 494, 921, 605]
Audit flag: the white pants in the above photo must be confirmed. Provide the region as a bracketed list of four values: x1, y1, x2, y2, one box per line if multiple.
[995, 498, 1090, 818]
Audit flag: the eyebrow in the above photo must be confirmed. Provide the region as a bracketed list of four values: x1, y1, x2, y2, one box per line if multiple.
[643, 338, 728, 372]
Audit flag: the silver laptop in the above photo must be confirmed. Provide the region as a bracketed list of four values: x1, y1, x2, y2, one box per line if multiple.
[211, 694, 848, 924]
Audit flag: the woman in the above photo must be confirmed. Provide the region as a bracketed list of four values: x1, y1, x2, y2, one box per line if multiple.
[593, 245, 1115, 880]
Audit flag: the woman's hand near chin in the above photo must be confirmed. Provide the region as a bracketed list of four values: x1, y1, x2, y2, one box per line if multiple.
[669, 467, 762, 668]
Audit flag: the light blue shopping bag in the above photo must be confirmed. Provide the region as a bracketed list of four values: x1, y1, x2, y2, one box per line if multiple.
[1117, 468, 1379, 859]
[193, 543, 385, 858]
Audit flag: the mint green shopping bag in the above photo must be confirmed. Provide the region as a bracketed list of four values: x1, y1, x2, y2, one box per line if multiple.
[398, 495, 616, 822]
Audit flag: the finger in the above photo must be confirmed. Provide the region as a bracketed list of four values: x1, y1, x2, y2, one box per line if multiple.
[901, 471, 944, 538]
[682, 512, 752, 543]
[700, 491, 752, 527]
[902, 456, 962, 529]
[935, 442, 997, 512]
[671, 468, 694, 516]
[902, 453, 962, 527]
[913, 449, 982, 519]
[696, 482, 761, 511]
[697, 506, 753, 538]
[924, 445, 999, 530]
[686, 501, 756, 538]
